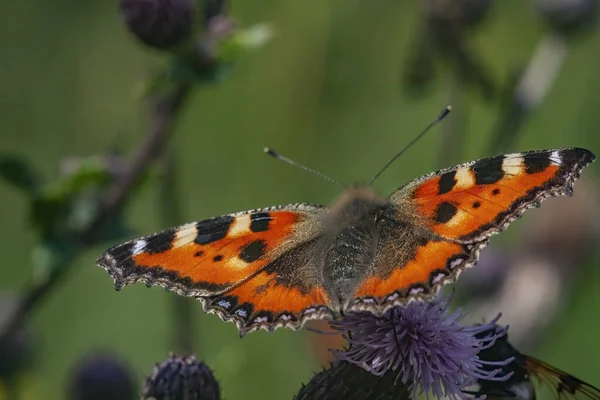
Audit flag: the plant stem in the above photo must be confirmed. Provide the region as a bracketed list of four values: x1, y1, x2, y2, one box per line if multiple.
[159, 148, 196, 355]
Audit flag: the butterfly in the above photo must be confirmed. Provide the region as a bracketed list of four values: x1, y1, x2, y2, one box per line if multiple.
[475, 325, 600, 400]
[97, 147, 595, 335]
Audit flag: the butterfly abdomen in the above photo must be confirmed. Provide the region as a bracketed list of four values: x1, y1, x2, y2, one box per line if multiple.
[322, 223, 378, 310]
[319, 187, 390, 310]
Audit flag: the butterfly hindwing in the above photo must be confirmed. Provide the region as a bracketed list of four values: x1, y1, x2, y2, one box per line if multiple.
[97, 204, 324, 299]
[391, 148, 595, 243]
[523, 356, 600, 400]
[350, 235, 486, 311]
[201, 238, 333, 334]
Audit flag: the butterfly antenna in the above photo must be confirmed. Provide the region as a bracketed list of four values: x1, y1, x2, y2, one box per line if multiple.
[369, 105, 452, 186]
[264, 147, 345, 188]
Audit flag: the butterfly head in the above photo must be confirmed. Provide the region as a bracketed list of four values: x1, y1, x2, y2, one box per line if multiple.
[328, 186, 388, 220]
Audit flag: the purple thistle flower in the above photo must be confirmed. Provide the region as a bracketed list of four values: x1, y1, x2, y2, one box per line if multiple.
[331, 297, 513, 399]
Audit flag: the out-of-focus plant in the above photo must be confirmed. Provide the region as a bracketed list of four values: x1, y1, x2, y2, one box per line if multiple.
[0, 152, 134, 355]
[403, 0, 497, 167]
[403, 0, 496, 100]
[489, 0, 598, 153]
[0, 2, 271, 398]
[122, 0, 272, 96]
[458, 177, 600, 349]
[0, 292, 34, 400]
[158, 149, 197, 355]
[67, 352, 136, 400]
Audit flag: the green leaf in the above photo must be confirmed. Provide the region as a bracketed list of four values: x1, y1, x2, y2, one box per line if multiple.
[0, 156, 41, 195]
[60, 156, 113, 193]
[31, 239, 77, 280]
[217, 23, 273, 63]
[30, 196, 69, 238]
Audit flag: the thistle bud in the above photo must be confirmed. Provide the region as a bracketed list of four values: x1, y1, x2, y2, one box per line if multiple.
[296, 361, 411, 400]
[534, 0, 598, 36]
[203, 0, 227, 24]
[142, 354, 220, 400]
[425, 0, 494, 27]
[120, 0, 195, 49]
[68, 353, 135, 400]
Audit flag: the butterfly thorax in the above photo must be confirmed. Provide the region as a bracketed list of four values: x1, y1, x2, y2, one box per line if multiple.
[319, 187, 390, 311]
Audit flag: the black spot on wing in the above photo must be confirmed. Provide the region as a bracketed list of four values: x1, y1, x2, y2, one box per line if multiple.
[145, 228, 176, 255]
[195, 215, 234, 245]
[523, 153, 551, 174]
[435, 202, 458, 224]
[472, 155, 505, 184]
[239, 240, 267, 263]
[213, 255, 223, 262]
[250, 212, 271, 232]
[194, 250, 204, 257]
[492, 188, 500, 195]
[472, 201, 481, 209]
[438, 171, 457, 194]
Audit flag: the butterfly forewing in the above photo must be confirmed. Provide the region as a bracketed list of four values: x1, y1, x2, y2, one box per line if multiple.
[97, 204, 325, 299]
[392, 148, 595, 243]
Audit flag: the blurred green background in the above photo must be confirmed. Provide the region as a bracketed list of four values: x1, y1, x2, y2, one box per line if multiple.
[1, 1, 600, 399]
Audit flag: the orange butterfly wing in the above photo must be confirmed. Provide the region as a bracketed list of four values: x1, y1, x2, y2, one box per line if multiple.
[350, 238, 486, 311]
[97, 204, 334, 333]
[393, 147, 595, 243]
[202, 268, 333, 335]
[350, 148, 594, 311]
